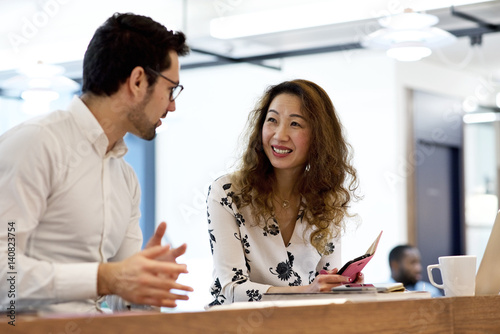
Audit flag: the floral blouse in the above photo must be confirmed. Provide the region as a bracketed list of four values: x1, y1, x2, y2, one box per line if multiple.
[207, 174, 341, 306]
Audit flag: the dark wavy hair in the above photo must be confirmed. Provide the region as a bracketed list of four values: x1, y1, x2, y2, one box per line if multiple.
[82, 12, 189, 96]
[232, 79, 359, 254]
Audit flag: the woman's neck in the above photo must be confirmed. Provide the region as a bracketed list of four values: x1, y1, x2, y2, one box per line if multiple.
[273, 168, 302, 199]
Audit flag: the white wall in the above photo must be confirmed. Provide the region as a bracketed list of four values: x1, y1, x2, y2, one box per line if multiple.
[156, 49, 406, 311]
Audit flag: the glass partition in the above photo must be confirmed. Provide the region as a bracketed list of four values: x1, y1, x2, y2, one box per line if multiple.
[464, 110, 499, 268]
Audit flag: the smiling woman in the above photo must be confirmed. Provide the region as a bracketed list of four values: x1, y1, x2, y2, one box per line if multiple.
[262, 93, 311, 174]
[205, 79, 361, 306]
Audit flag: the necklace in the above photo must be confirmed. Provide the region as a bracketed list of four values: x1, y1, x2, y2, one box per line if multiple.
[273, 193, 291, 209]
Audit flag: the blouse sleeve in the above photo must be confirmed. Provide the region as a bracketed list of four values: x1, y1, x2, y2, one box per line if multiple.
[315, 237, 342, 274]
[207, 179, 272, 304]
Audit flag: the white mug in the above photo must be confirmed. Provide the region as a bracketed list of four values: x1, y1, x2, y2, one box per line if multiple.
[427, 255, 476, 297]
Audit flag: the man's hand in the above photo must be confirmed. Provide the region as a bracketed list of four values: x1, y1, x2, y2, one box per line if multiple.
[144, 221, 188, 262]
[98, 245, 194, 307]
[145, 221, 168, 249]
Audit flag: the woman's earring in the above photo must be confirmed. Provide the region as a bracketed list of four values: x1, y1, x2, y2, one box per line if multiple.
[305, 163, 310, 172]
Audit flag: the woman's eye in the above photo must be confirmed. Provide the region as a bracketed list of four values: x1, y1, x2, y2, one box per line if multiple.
[266, 117, 277, 123]
[291, 121, 301, 127]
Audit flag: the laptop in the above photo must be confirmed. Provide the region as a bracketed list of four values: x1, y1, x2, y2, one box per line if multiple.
[475, 210, 500, 296]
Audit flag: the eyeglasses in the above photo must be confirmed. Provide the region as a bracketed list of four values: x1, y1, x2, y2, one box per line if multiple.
[146, 67, 184, 101]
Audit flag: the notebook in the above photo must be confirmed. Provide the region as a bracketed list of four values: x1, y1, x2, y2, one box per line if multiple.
[475, 210, 500, 296]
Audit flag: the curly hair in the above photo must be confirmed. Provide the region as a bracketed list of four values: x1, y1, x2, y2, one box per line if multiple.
[231, 79, 359, 254]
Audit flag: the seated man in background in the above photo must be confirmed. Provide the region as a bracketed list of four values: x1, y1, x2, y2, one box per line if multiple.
[389, 245, 442, 297]
[0, 12, 193, 313]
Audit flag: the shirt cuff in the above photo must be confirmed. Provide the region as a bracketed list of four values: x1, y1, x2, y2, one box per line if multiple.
[53, 262, 99, 301]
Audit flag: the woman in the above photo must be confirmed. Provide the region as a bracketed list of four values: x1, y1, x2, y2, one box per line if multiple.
[207, 79, 360, 306]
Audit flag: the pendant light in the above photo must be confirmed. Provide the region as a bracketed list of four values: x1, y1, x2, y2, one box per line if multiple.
[362, 9, 457, 61]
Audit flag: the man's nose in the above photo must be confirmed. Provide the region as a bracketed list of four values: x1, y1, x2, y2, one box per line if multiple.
[167, 99, 176, 113]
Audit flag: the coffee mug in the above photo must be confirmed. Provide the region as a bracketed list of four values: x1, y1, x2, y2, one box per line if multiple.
[427, 255, 476, 297]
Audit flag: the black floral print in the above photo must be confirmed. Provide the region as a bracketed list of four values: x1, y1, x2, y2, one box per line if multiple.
[308, 271, 315, 284]
[207, 185, 212, 203]
[234, 233, 250, 252]
[209, 278, 227, 307]
[324, 242, 335, 255]
[220, 183, 235, 209]
[273, 261, 293, 281]
[235, 212, 245, 227]
[246, 289, 262, 302]
[234, 233, 252, 272]
[289, 271, 302, 286]
[208, 229, 216, 254]
[263, 218, 280, 236]
[231, 268, 247, 283]
[207, 185, 212, 226]
[269, 251, 300, 282]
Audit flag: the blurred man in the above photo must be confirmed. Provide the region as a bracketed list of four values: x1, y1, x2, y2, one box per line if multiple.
[389, 245, 442, 297]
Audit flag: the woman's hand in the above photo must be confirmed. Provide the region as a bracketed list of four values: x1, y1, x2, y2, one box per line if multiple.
[267, 269, 365, 294]
[352, 271, 364, 284]
[306, 268, 351, 292]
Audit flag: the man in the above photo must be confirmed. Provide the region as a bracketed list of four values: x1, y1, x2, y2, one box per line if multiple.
[0, 13, 193, 313]
[389, 245, 442, 297]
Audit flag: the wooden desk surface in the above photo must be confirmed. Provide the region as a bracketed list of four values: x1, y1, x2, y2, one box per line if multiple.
[2, 296, 500, 334]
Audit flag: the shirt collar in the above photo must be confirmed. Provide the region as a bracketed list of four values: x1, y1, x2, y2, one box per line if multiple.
[68, 96, 128, 158]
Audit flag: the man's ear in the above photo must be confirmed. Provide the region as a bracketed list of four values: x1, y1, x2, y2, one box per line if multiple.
[128, 66, 149, 98]
[390, 260, 399, 272]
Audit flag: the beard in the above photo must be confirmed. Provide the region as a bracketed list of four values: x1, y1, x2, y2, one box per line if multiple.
[127, 89, 157, 141]
[400, 271, 419, 286]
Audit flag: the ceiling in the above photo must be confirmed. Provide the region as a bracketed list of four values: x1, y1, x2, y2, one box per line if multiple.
[0, 0, 499, 81]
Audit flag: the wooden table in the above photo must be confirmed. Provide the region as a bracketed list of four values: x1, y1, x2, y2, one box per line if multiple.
[2, 296, 500, 333]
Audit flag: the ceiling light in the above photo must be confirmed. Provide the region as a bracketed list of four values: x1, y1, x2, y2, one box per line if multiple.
[386, 45, 432, 62]
[0, 62, 80, 116]
[362, 9, 457, 61]
[0, 62, 80, 101]
[378, 12, 438, 30]
[463, 112, 500, 124]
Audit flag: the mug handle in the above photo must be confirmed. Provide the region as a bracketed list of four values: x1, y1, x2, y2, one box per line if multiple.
[427, 264, 444, 290]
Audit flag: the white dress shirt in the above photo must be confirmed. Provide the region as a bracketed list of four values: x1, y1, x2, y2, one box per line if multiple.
[0, 96, 142, 313]
[207, 174, 341, 306]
